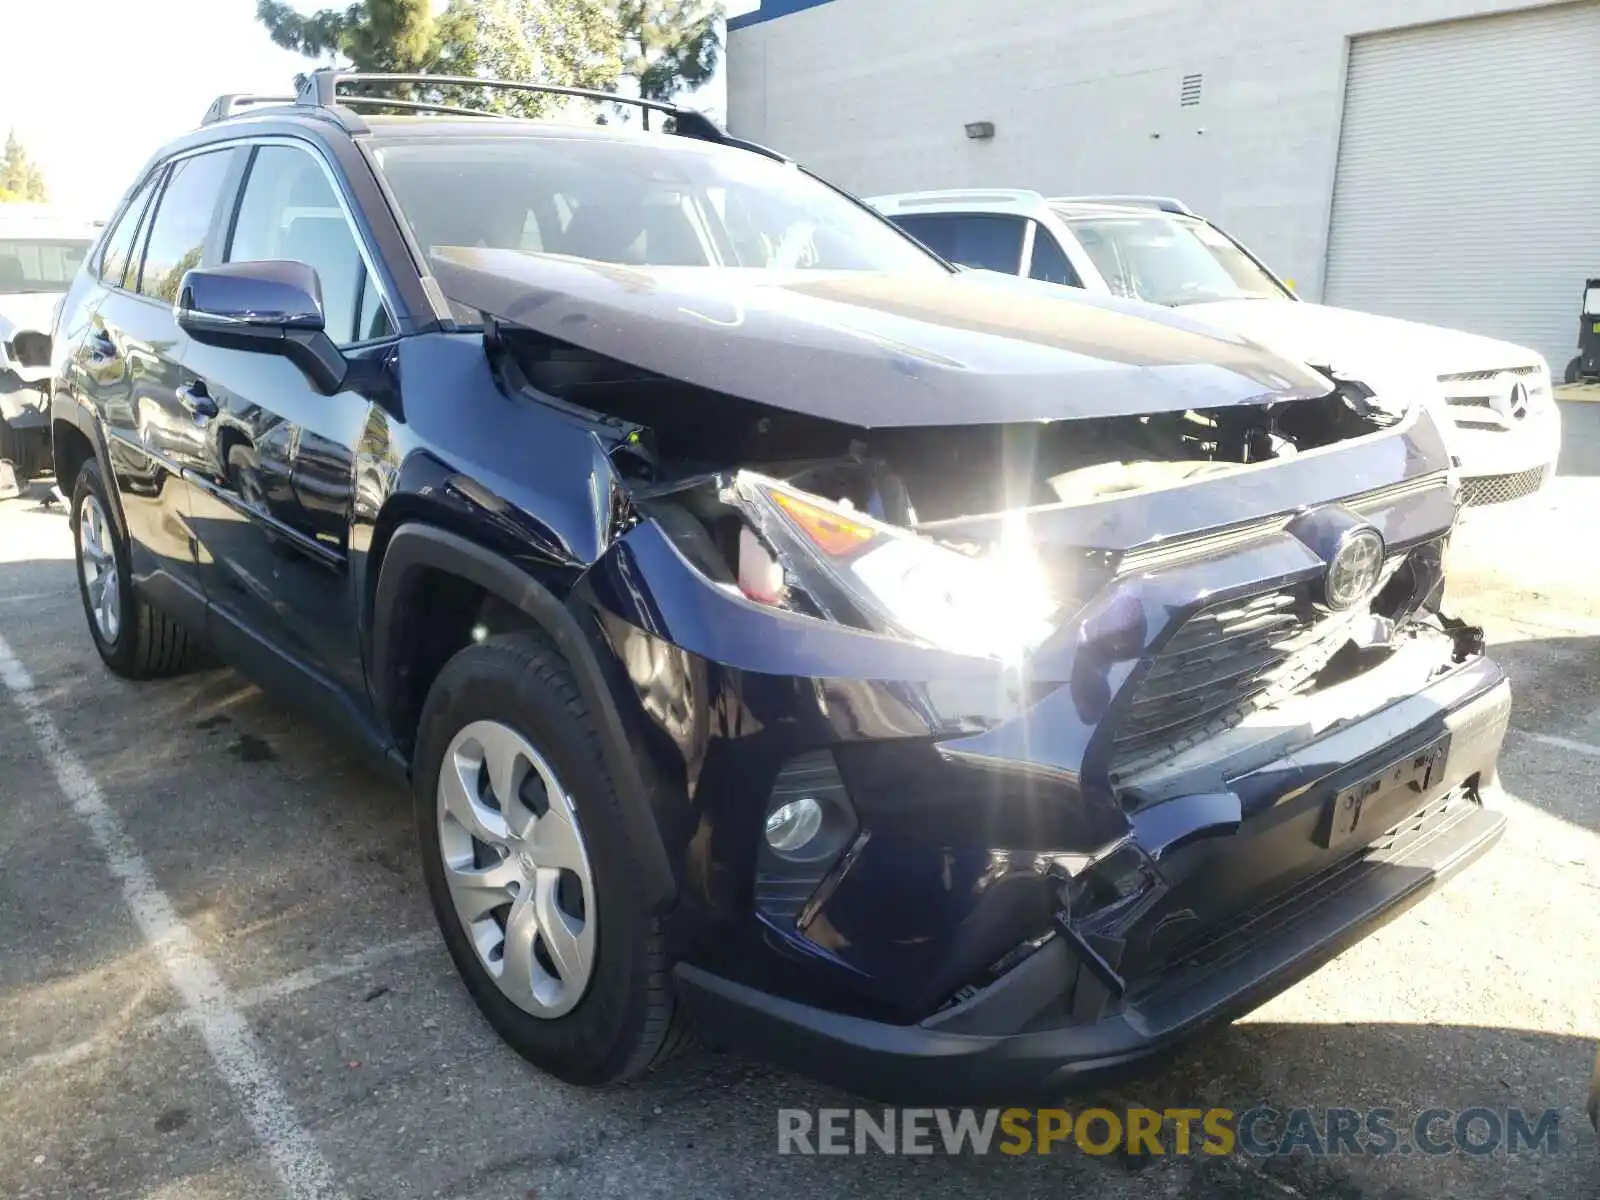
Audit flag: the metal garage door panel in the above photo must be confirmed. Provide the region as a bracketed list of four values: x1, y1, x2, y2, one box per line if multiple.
[1325, 2, 1600, 370]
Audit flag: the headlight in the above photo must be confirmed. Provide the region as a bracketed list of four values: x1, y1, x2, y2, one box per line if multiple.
[731, 473, 1061, 663]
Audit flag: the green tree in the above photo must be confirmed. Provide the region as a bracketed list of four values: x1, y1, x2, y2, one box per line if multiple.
[255, 1, 720, 114]
[255, 0, 477, 72]
[616, 1, 722, 101]
[466, 0, 622, 113]
[255, 0, 615, 116]
[0, 131, 48, 203]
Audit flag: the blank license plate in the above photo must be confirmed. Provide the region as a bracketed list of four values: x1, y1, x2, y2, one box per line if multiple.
[1316, 736, 1450, 849]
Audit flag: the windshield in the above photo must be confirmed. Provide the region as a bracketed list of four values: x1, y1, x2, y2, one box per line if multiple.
[0, 238, 91, 294]
[371, 133, 948, 275]
[1057, 211, 1288, 305]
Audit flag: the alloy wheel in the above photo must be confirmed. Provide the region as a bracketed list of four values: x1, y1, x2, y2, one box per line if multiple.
[78, 493, 121, 644]
[436, 720, 597, 1018]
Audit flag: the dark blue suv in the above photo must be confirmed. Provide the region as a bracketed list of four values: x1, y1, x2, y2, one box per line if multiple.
[50, 70, 1510, 1101]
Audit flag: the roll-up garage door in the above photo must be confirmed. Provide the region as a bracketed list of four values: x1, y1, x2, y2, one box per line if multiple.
[1324, 2, 1600, 370]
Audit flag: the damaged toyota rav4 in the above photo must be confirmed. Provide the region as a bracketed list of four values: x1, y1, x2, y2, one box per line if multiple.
[53, 72, 1510, 1102]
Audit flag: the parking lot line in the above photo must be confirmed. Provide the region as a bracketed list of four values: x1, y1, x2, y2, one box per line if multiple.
[1, 931, 441, 1089]
[1521, 730, 1600, 759]
[0, 633, 344, 1200]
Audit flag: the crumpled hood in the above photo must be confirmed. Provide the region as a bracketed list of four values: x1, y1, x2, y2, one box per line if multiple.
[429, 249, 1334, 429]
[0, 292, 62, 341]
[1184, 299, 1546, 387]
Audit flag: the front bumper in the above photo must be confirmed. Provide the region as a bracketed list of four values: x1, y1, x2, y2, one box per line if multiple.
[674, 659, 1510, 1103]
[1450, 402, 1561, 507]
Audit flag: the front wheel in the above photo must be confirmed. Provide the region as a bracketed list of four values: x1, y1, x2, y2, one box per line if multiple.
[412, 632, 688, 1085]
[71, 459, 198, 678]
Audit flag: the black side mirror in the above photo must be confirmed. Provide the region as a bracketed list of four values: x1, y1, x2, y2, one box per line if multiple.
[175, 260, 347, 394]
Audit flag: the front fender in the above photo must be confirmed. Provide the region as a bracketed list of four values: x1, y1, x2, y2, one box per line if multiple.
[370, 522, 678, 910]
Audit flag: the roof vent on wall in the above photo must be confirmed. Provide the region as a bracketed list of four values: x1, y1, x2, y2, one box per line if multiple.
[1180, 73, 1203, 106]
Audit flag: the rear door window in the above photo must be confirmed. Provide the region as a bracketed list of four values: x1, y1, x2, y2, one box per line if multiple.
[137, 151, 233, 302]
[890, 213, 1027, 274]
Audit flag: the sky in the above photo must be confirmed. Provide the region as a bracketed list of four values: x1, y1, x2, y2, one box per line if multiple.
[1, 0, 761, 220]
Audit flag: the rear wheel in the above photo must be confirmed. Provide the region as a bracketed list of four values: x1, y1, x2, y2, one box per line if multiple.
[413, 632, 688, 1085]
[71, 459, 198, 678]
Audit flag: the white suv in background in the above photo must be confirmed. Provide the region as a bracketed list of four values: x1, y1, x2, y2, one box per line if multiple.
[869, 189, 1561, 508]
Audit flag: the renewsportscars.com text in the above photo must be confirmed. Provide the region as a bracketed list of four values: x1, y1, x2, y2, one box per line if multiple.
[777, 1106, 1562, 1157]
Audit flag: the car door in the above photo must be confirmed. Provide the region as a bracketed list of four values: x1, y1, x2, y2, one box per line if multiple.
[182, 140, 395, 707]
[82, 149, 239, 616]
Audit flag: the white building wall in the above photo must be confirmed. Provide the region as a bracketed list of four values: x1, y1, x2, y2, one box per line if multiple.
[727, 0, 1565, 302]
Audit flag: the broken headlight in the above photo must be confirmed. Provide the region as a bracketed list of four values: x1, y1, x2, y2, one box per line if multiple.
[729, 472, 1061, 663]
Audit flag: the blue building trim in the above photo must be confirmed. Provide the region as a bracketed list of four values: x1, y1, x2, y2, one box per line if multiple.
[728, 0, 838, 32]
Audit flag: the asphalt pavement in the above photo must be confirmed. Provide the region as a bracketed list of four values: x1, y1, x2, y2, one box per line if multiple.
[2, 407, 1599, 1199]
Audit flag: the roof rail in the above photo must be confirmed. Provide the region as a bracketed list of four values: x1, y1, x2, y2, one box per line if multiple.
[293, 69, 730, 142]
[201, 94, 298, 125]
[1049, 194, 1195, 216]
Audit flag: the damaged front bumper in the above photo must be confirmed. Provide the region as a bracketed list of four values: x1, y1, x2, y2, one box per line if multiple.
[673, 643, 1509, 1103]
[571, 405, 1508, 1102]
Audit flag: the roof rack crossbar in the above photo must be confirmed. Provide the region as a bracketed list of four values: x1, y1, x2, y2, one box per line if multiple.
[205, 69, 781, 159]
[202, 94, 298, 125]
[296, 70, 738, 140]
[332, 95, 513, 121]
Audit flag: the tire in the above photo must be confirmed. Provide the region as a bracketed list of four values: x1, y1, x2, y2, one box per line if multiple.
[413, 632, 688, 1086]
[1566, 356, 1583, 386]
[71, 459, 199, 679]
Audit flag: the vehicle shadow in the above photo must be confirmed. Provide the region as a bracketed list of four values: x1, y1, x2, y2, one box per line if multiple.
[602, 1017, 1600, 1199]
[1554, 400, 1600, 478]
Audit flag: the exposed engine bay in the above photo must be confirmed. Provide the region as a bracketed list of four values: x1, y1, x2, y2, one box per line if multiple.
[488, 323, 1450, 764]
[491, 325, 1402, 527]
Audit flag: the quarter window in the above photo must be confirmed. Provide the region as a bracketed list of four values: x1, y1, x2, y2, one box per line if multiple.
[227, 145, 391, 345]
[98, 173, 162, 290]
[1027, 225, 1082, 287]
[138, 152, 233, 303]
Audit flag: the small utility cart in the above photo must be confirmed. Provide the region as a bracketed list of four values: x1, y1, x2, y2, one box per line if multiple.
[1566, 277, 1600, 384]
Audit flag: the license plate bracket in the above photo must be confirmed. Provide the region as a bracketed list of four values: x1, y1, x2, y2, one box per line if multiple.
[1315, 735, 1450, 849]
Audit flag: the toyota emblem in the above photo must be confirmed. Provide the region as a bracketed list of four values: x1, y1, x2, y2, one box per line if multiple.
[1324, 527, 1385, 610]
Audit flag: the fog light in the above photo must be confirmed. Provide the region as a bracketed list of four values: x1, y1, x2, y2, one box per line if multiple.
[765, 797, 823, 855]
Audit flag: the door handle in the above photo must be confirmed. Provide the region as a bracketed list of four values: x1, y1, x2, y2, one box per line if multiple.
[177, 381, 218, 419]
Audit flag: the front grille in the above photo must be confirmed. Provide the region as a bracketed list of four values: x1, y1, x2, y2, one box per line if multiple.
[1112, 592, 1359, 779]
[1110, 555, 1407, 780]
[1460, 465, 1548, 507]
[1438, 364, 1548, 430]
[1437, 365, 1542, 384]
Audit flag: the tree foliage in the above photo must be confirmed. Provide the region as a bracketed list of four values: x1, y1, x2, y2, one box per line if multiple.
[255, 0, 476, 72]
[616, 1, 722, 102]
[255, 0, 722, 115]
[0, 131, 48, 203]
[468, 0, 622, 114]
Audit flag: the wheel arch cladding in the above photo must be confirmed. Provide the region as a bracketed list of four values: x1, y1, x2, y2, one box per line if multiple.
[53, 415, 129, 541]
[372, 522, 678, 910]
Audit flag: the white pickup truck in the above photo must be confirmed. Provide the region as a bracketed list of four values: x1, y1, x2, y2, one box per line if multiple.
[869, 189, 1561, 508]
